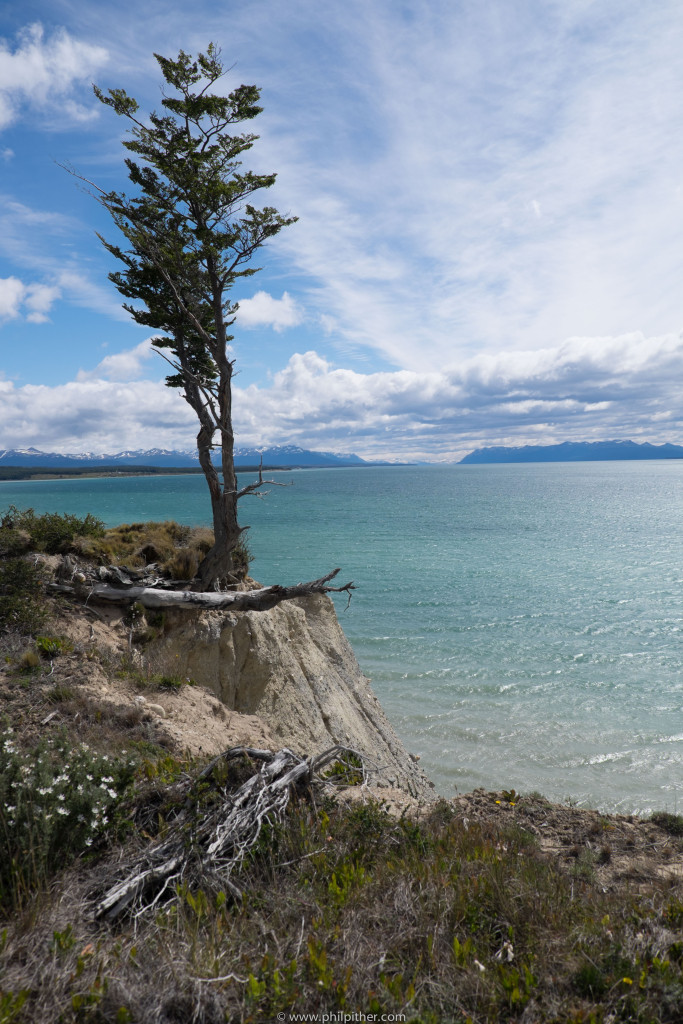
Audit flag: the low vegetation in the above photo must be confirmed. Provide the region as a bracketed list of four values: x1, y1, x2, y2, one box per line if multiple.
[0, 506, 105, 556]
[1, 764, 683, 1023]
[0, 508, 253, 642]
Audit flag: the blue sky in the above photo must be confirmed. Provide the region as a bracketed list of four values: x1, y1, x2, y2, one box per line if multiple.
[1, 0, 682, 460]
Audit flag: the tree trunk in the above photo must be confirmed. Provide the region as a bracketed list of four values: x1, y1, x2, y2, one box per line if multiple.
[188, 366, 242, 592]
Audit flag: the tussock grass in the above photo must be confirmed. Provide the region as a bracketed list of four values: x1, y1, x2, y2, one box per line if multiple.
[75, 519, 252, 580]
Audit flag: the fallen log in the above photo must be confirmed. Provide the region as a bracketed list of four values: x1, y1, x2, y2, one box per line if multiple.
[48, 568, 354, 610]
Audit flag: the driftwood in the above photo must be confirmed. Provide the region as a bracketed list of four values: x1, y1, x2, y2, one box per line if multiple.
[94, 745, 365, 922]
[49, 568, 355, 611]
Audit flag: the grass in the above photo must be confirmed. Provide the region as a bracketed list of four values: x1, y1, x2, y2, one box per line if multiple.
[73, 519, 252, 580]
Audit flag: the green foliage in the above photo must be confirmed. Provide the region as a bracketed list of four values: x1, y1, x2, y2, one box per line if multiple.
[35, 635, 73, 658]
[651, 811, 683, 837]
[322, 751, 364, 786]
[3, 772, 683, 1022]
[0, 988, 29, 1023]
[92, 45, 295, 391]
[0, 557, 48, 635]
[0, 727, 136, 908]
[0, 506, 104, 555]
[17, 650, 40, 673]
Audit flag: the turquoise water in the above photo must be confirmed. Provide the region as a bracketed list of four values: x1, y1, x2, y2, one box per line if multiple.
[3, 462, 683, 815]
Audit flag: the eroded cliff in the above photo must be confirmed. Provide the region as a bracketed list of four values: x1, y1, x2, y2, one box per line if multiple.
[145, 593, 433, 800]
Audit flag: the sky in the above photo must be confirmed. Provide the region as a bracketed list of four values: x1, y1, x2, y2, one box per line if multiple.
[0, 0, 682, 461]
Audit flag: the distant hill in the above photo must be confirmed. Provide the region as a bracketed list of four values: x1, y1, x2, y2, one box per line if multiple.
[459, 440, 683, 464]
[0, 445, 368, 469]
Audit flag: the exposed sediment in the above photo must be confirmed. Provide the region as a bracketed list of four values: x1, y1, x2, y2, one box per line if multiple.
[144, 592, 434, 801]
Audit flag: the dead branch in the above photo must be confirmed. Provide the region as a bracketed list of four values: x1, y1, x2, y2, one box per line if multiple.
[48, 568, 355, 610]
[236, 455, 292, 501]
[94, 745, 364, 922]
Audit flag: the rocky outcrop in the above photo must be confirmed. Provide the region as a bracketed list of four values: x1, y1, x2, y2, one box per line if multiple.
[146, 593, 434, 801]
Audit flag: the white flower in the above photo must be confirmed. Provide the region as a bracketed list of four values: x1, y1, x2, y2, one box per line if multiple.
[37, 786, 53, 796]
[56, 806, 69, 816]
[474, 960, 486, 973]
[107, 788, 117, 800]
[494, 942, 514, 963]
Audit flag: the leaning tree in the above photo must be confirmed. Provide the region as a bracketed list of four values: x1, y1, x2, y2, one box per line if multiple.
[81, 46, 337, 594]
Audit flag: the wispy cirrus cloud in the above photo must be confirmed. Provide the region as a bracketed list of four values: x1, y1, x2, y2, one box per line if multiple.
[255, 0, 683, 370]
[1, 2, 682, 462]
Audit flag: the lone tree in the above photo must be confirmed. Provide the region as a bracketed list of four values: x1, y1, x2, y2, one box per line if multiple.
[85, 46, 304, 591]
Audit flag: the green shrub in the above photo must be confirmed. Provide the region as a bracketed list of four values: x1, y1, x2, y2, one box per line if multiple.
[651, 811, 683, 837]
[0, 557, 48, 635]
[35, 635, 73, 658]
[0, 506, 105, 555]
[0, 727, 136, 908]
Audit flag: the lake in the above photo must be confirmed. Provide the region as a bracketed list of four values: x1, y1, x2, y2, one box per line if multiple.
[3, 461, 683, 814]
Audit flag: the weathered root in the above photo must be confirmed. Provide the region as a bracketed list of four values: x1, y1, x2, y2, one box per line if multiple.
[94, 745, 365, 923]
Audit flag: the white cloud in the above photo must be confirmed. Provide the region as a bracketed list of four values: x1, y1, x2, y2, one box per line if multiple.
[3, 330, 683, 460]
[77, 338, 156, 381]
[237, 291, 303, 332]
[0, 277, 26, 319]
[24, 283, 61, 324]
[0, 23, 108, 130]
[0, 275, 60, 322]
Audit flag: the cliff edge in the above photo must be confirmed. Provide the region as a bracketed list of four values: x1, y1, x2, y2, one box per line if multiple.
[1, 558, 433, 804]
[147, 593, 432, 799]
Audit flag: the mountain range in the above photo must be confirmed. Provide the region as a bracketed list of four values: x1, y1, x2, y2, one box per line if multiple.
[0, 445, 368, 469]
[459, 440, 683, 464]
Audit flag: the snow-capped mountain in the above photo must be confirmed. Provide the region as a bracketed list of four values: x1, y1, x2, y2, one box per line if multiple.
[0, 446, 368, 468]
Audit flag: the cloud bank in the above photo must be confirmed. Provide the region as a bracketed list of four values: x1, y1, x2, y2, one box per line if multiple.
[3, 331, 683, 460]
